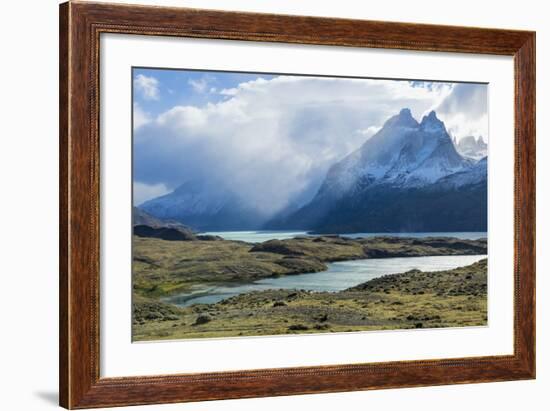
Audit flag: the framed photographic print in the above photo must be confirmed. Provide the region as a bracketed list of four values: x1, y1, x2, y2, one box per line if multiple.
[59, 1, 535, 408]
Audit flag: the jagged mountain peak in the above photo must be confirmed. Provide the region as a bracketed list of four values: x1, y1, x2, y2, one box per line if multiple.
[420, 110, 446, 133]
[383, 107, 418, 129]
[460, 135, 486, 146]
[423, 110, 438, 120]
[338, 109, 467, 189]
[455, 135, 488, 160]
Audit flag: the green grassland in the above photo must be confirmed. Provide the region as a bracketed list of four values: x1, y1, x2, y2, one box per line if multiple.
[132, 236, 487, 341]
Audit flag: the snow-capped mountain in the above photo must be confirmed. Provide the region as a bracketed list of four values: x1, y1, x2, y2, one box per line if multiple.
[268, 109, 487, 233]
[317, 109, 470, 196]
[455, 135, 488, 160]
[139, 180, 265, 231]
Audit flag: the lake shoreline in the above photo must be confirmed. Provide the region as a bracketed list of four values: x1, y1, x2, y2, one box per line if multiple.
[133, 235, 487, 300]
[133, 258, 488, 341]
[166, 254, 487, 307]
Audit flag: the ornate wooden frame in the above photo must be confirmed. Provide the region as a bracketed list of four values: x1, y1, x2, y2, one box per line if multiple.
[59, 1, 536, 408]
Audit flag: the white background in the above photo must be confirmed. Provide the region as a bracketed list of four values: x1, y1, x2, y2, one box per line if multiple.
[101, 34, 514, 377]
[0, 0, 547, 410]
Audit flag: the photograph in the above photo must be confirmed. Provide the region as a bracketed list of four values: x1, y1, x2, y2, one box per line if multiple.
[131, 68, 489, 341]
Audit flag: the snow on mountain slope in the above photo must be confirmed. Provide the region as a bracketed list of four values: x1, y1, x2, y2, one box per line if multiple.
[316, 108, 470, 199]
[432, 156, 487, 189]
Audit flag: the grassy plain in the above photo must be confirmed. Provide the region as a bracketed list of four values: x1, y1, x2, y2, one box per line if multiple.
[132, 236, 487, 341]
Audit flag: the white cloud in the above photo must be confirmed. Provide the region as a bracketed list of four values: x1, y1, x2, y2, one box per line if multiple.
[219, 88, 238, 96]
[188, 75, 216, 93]
[134, 76, 486, 216]
[157, 106, 208, 130]
[133, 103, 151, 130]
[133, 182, 171, 206]
[356, 125, 381, 140]
[429, 83, 488, 142]
[188, 78, 207, 93]
[134, 74, 160, 100]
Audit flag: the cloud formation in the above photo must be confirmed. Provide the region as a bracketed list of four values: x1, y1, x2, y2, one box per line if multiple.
[187, 74, 217, 94]
[133, 181, 170, 206]
[431, 83, 488, 142]
[133, 75, 487, 215]
[134, 74, 160, 100]
[133, 103, 151, 130]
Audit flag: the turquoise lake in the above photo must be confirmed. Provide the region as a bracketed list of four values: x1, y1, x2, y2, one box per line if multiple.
[166, 231, 487, 308]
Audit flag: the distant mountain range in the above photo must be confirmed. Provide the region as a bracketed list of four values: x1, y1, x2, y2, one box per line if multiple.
[137, 109, 487, 233]
[267, 109, 487, 233]
[454, 135, 487, 160]
[138, 180, 265, 231]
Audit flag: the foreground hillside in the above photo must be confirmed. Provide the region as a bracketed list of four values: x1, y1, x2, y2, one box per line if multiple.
[133, 259, 487, 340]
